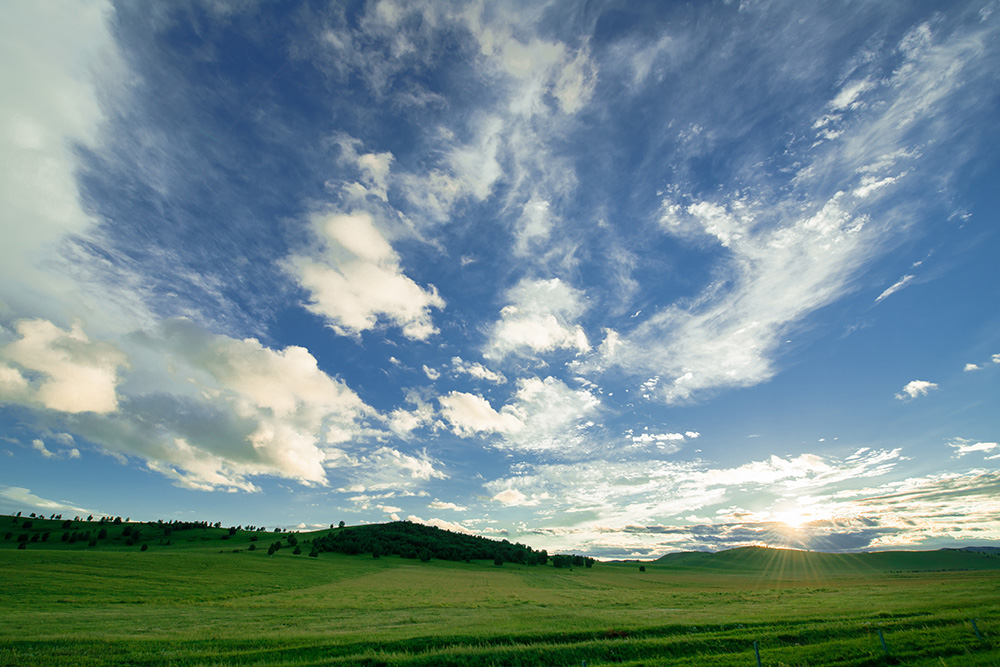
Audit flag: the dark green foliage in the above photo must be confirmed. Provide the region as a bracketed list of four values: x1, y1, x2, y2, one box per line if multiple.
[267, 544, 276, 556]
[21, 521, 32, 530]
[98, 528, 108, 539]
[140, 543, 148, 552]
[309, 521, 543, 565]
[17, 534, 28, 543]
[3, 532, 11, 540]
[41, 532, 50, 542]
[493, 554, 504, 567]
[17, 541, 25, 550]
[293, 545, 302, 555]
[286, 534, 297, 547]
[247, 543, 255, 551]
[639, 565, 646, 572]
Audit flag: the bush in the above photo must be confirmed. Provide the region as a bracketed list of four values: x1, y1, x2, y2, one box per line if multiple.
[248, 543, 256, 551]
[17, 542, 26, 550]
[140, 543, 148, 552]
[293, 545, 302, 555]
[639, 565, 646, 572]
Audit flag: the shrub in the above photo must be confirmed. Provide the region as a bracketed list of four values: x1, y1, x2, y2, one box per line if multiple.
[17, 542, 26, 550]
[248, 543, 256, 551]
[293, 545, 302, 555]
[639, 565, 646, 572]
[140, 543, 148, 552]
[21, 521, 32, 530]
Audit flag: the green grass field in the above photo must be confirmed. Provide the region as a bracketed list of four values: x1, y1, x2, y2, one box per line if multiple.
[1, 516, 998, 666]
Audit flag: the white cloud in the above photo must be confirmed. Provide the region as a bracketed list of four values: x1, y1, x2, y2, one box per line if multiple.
[875, 274, 916, 303]
[332, 134, 394, 202]
[289, 210, 445, 340]
[31, 438, 80, 460]
[626, 191, 871, 402]
[0, 486, 95, 517]
[405, 514, 473, 534]
[609, 17, 991, 404]
[451, 357, 506, 384]
[422, 365, 441, 381]
[0, 1, 124, 324]
[428, 500, 467, 511]
[964, 363, 981, 372]
[388, 390, 438, 437]
[486, 278, 590, 359]
[438, 391, 523, 437]
[948, 438, 1000, 459]
[895, 380, 938, 400]
[439, 376, 600, 455]
[0, 319, 128, 414]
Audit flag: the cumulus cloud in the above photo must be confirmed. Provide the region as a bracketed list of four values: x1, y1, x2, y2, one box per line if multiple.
[438, 391, 523, 437]
[428, 500, 467, 511]
[289, 210, 445, 340]
[0, 319, 128, 414]
[486, 278, 590, 359]
[895, 380, 938, 400]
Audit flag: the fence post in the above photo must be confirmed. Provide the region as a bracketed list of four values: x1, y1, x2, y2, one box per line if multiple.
[754, 640, 761, 667]
[877, 628, 889, 656]
[971, 619, 983, 641]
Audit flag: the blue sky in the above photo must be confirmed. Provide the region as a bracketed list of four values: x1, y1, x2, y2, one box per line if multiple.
[1, 0, 999, 558]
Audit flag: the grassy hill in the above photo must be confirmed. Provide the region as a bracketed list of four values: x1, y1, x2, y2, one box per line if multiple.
[2, 513, 999, 666]
[654, 544, 1000, 575]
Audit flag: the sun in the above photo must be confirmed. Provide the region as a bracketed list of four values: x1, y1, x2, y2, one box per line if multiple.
[774, 509, 813, 529]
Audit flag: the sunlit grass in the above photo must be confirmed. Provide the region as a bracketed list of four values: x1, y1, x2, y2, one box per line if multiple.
[2, 516, 998, 665]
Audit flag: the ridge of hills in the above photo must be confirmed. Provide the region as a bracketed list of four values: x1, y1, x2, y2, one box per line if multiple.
[651, 543, 1000, 574]
[4, 513, 999, 573]
[0, 513, 595, 567]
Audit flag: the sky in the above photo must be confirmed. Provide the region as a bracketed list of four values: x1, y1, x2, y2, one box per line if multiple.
[1, 0, 999, 559]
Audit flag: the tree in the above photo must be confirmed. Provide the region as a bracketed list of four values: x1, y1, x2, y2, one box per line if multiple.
[493, 553, 504, 567]
[639, 565, 646, 572]
[17, 542, 26, 550]
[339, 521, 346, 528]
[419, 549, 432, 562]
[293, 545, 302, 555]
[248, 543, 256, 551]
[141, 543, 148, 551]
[267, 544, 276, 556]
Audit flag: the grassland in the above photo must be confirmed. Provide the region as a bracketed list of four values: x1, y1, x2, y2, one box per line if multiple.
[1, 516, 998, 666]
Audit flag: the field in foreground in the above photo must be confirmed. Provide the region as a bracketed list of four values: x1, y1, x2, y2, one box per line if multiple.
[1, 524, 998, 666]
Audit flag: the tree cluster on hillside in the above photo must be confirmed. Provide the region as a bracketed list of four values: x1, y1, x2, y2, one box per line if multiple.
[309, 521, 548, 564]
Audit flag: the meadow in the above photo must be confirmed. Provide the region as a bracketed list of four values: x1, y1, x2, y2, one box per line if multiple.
[1, 516, 998, 666]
